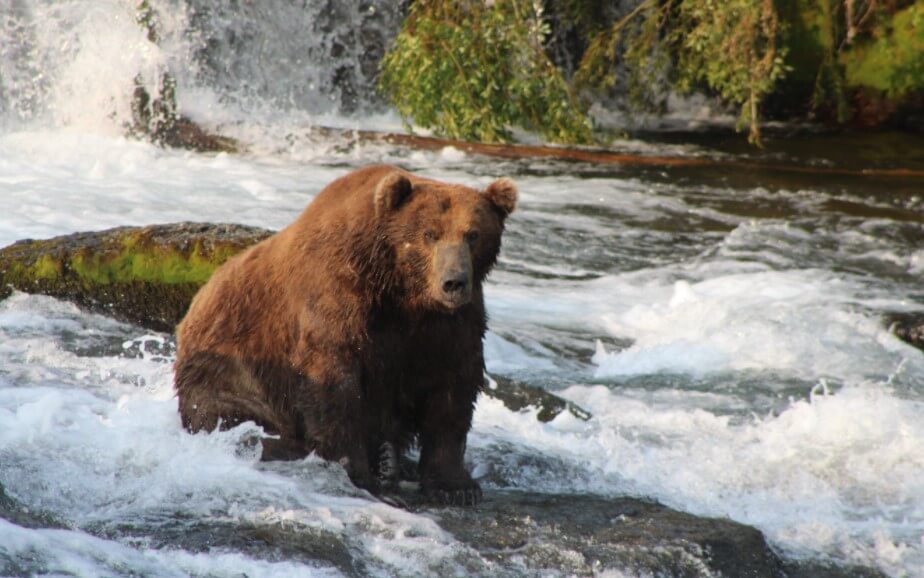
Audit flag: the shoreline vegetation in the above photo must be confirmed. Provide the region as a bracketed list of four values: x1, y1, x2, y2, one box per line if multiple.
[378, 0, 923, 147]
[129, 1, 923, 152]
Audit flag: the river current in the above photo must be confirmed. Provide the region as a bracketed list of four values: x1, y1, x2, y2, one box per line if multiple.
[2, 1, 924, 577]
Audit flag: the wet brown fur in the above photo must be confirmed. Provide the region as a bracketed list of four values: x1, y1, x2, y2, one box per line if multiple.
[174, 164, 517, 500]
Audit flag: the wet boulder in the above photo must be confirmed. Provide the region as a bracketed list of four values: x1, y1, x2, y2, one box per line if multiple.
[130, 1, 239, 153]
[424, 490, 786, 577]
[886, 312, 924, 352]
[93, 487, 884, 577]
[0, 223, 272, 332]
[487, 374, 591, 422]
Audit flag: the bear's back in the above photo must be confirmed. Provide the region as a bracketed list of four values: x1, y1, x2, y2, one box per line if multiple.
[291, 164, 402, 233]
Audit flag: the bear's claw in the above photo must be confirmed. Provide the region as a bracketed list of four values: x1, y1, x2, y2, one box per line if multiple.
[422, 482, 482, 506]
[377, 441, 400, 491]
[378, 493, 410, 509]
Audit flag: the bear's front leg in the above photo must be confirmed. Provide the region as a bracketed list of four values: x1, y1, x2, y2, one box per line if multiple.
[418, 386, 482, 506]
[297, 352, 377, 493]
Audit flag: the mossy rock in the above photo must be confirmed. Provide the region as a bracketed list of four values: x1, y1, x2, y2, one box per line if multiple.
[0, 223, 272, 332]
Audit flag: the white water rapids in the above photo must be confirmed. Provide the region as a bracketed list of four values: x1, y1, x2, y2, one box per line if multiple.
[2, 2, 924, 576]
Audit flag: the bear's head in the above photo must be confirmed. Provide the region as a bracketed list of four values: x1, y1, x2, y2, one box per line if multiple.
[374, 171, 517, 311]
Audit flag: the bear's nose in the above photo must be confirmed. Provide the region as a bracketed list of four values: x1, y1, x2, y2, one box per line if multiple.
[442, 272, 469, 295]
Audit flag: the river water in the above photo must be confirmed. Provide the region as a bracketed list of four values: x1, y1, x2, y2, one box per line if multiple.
[2, 2, 924, 577]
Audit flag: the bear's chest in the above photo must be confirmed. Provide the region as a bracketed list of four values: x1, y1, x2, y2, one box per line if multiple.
[362, 306, 481, 390]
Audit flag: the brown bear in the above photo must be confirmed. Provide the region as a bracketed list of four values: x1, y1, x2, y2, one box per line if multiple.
[174, 164, 517, 506]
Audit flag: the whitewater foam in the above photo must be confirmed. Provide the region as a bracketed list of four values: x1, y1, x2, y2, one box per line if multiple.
[589, 271, 923, 382]
[0, 518, 344, 577]
[470, 380, 924, 574]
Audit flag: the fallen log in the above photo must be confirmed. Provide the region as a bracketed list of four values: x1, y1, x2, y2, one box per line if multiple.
[307, 126, 924, 179]
[141, 115, 923, 180]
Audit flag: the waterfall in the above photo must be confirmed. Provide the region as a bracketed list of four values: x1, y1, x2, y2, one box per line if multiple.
[0, 0, 403, 134]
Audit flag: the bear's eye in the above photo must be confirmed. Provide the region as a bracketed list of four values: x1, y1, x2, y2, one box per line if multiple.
[464, 230, 479, 245]
[424, 229, 439, 243]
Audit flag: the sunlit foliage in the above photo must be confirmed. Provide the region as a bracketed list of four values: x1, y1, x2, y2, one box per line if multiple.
[379, 0, 594, 145]
[380, 0, 923, 146]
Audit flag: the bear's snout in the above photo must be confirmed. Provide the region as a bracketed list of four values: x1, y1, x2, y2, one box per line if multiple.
[442, 270, 469, 295]
[439, 270, 471, 307]
[434, 242, 473, 309]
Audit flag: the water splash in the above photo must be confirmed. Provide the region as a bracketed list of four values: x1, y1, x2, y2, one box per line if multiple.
[0, 0, 402, 135]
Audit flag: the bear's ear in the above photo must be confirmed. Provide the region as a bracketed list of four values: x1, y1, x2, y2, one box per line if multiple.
[483, 177, 518, 217]
[374, 172, 413, 216]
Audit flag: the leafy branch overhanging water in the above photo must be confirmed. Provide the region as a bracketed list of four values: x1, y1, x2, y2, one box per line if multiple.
[379, 0, 924, 147]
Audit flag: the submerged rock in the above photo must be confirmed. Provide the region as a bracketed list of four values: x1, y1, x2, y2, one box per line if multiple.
[886, 312, 924, 352]
[0, 482, 62, 530]
[70, 488, 883, 578]
[486, 374, 591, 422]
[422, 490, 786, 577]
[783, 560, 887, 578]
[0, 477, 887, 577]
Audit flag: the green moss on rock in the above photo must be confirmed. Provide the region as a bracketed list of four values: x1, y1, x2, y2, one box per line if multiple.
[0, 223, 272, 331]
[68, 236, 227, 287]
[33, 254, 63, 280]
